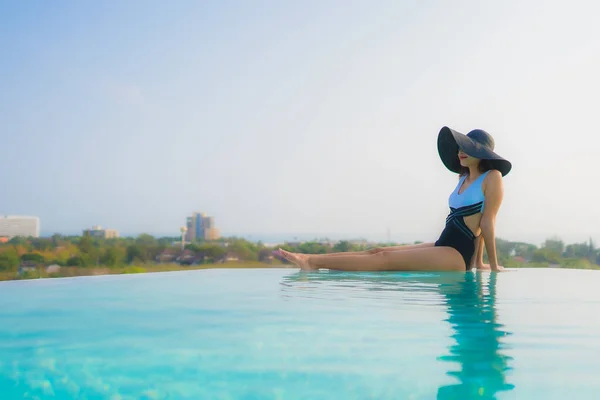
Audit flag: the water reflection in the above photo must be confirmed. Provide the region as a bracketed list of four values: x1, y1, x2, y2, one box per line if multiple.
[281, 270, 514, 399]
[436, 272, 514, 399]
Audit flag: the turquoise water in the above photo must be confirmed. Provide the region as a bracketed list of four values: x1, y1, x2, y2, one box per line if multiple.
[1, 268, 599, 399]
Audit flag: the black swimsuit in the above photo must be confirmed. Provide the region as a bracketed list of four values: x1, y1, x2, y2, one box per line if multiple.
[435, 203, 481, 269]
[435, 172, 490, 269]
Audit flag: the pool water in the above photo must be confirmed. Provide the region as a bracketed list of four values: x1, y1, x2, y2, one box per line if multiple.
[1, 268, 599, 399]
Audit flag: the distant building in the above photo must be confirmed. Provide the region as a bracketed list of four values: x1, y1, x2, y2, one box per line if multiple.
[185, 216, 196, 242]
[185, 212, 221, 242]
[204, 227, 220, 241]
[83, 225, 119, 239]
[0, 216, 40, 238]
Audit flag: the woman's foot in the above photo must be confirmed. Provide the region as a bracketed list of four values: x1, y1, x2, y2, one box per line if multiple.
[278, 249, 314, 270]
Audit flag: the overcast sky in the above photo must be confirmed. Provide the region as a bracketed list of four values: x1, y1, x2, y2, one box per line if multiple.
[1, 0, 599, 245]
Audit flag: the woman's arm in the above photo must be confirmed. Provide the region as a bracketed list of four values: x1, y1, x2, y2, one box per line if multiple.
[472, 236, 504, 270]
[470, 235, 485, 268]
[480, 170, 505, 271]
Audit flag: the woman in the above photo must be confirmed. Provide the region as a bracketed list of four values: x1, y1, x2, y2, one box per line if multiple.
[278, 126, 512, 272]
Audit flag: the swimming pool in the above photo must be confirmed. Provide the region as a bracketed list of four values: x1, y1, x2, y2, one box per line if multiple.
[0, 268, 599, 399]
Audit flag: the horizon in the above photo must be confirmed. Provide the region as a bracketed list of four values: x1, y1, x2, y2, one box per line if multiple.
[36, 229, 600, 248]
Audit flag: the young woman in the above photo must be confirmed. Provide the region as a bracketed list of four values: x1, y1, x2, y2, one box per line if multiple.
[278, 126, 512, 272]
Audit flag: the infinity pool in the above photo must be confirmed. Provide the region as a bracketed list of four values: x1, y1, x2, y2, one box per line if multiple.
[1, 268, 599, 399]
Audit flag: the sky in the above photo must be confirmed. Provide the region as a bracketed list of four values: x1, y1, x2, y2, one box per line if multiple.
[1, 0, 600, 246]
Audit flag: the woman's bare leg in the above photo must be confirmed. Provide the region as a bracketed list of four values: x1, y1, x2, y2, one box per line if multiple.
[314, 250, 371, 257]
[295, 242, 436, 258]
[278, 247, 465, 272]
[371, 242, 435, 252]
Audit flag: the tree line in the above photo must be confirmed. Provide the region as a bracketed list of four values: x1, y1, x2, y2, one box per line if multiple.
[0, 233, 598, 272]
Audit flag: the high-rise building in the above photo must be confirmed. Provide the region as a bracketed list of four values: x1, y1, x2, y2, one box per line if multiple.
[185, 212, 220, 241]
[185, 216, 196, 242]
[83, 225, 120, 239]
[0, 216, 40, 238]
[204, 227, 220, 241]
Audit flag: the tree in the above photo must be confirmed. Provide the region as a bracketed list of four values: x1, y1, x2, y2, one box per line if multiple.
[31, 238, 53, 252]
[532, 248, 561, 264]
[543, 237, 564, 254]
[78, 234, 94, 254]
[185, 243, 202, 253]
[66, 255, 86, 267]
[564, 242, 590, 259]
[8, 236, 29, 246]
[136, 234, 157, 247]
[298, 242, 329, 254]
[513, 242, 537, 259]
[77, 234, 100, 266]
[202, 243, 226, 261]
[20, 253, 46, 264]
[495, 238, 517, 259]
[50, 233, 65, 247]
[52, 243, 78, 266]
[158, 237, 179, 246]
[100, 247, 124, 267]
[332, 241, 352, 253]
[228, 239, 258, 261]
[0, 249, 20, 271]
[126, 245, 146, 263]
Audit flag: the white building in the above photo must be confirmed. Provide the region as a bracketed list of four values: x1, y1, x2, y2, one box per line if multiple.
[0, 215, 40, 238]
[83, 225, 119, 239]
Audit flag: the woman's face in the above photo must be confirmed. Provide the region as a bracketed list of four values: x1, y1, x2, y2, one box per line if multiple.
[458, 149, 480, 168]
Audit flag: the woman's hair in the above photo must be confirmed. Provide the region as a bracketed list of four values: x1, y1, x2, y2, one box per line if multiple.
[459, 159, 495, 177]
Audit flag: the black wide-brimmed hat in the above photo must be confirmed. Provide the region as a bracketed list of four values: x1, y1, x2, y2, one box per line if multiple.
[437, 126, 512, 176]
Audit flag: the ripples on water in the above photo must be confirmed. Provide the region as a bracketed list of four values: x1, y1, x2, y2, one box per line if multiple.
[2, 268, 600, 399]
[281, 270, 515, 399]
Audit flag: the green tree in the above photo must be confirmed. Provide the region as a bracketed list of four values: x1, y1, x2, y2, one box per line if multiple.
[332, 240, 352, 253]
[202, 243, 226, 261]
[158, 237, 179, 246]
[66, 255, 87, 267]
[20, 253, 46, 264]
[31, 238, 53, 252]
[495, 238, 516, 259]
[543, 237, 564, 254]
[100, 247, 125, 267]
[228, 239, 258, 261]
[505, 242, 537, 260]
[564, 242, 591, 259]
[532, 248, 561, 264]
[588, 238, 596, 261]
[50, 233, 65, 247]
[8, 236, 29, 246]
[298, 242, 329, 254]
[185, 243, 202, 253]
[77, 234, 100, 266]
[0, 249, 20, 271]
[126, 245, 147, 263]
[78, 234, 94, 254]
[136, 234, 157, 247]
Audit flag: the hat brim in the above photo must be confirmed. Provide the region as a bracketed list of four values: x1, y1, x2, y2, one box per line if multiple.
[437, 126, 512, 177]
